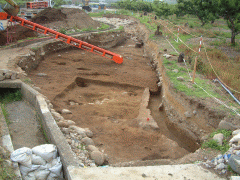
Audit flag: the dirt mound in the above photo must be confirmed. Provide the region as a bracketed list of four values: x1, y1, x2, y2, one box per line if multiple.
[0, 26, 37, 46]
[61, 8, 100, 30]
[32, 8, 100, 31]
[32, 7, 66, 23]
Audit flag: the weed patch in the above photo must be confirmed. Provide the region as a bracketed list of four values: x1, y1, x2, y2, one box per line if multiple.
[201, 129, 232, 153]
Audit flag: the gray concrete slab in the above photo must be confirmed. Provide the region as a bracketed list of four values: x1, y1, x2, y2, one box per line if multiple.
[68, 164, 226, 180]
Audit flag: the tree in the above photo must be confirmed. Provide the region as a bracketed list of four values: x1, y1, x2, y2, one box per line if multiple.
[217, 0, 240, 45]
[175, 0, 218, 26]
[153, 1, 173, 18]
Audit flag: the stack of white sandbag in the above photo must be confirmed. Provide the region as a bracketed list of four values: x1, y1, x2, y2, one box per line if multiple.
[10, 144, 63, 180]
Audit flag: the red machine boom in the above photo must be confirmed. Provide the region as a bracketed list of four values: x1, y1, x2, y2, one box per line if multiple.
[9, 16, 123, 64]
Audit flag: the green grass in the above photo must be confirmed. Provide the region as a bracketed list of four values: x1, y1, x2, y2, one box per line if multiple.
[0, 90, 22, 104]
[0, 155, 16, 180]
[0, 90, 22, 126]
[22, 78, 33, 85]
[98, 23, 110, 30]
[163, 58, 224, 99]
[37, 114, 49, 143]
[1, 104, 10, 125]
[201, 129, 232, 153]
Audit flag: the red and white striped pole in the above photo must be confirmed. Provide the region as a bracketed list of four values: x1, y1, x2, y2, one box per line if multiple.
[192, 36, 202, 83]
[199, 36, 202, 54]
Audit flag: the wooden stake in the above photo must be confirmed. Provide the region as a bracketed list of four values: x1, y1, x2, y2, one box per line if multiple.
[192, 56, 198, 83]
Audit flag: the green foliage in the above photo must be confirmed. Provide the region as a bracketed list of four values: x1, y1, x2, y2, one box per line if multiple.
[1, 104, 10, 125]
[209, 129, 232, 138]
[98, 23, 110, 30]
[0, 89, 22, 104]
[53, 0, 66, 7]
[153, 1, 174, 18]
[176, 0, 218, 26]
[59, 28, 67, 34]
[0, 154, 16, 180]
[217, 0, 240, 45]
[201, 129, 231, 153]
[115, 0, 153, 12]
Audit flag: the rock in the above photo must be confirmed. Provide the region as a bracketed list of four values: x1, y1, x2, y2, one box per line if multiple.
[90, 151, 104, 166]
[70, 126, 87, 137]
[61, 109, 72, 114]
[215, 163, 226, 170]
[33, 87, 41, 92]
[193, 110, 197, 115]
[163, 54, 172, 59]
[178, 53, 184, 63]
[82, 137, 94, 146]
[172, 69, 179, 73]
[85, 129, 93, 138]
[48, 103, 53, 109]
[57, 121, 69, 128]
[86, 145, 99, 152]
[218, 120, 237, 131]
[228, 155, 240, 174]
[157, 81, 162, 88]
[230, 134, 240, 144]
[201, 135, 209, 141]
[213, 133, 224, 146]
[36, 73, 47, 77]
[233, 129, 240, 136]
[11, 72, 17, 80]
[184, 111, 192, 118]
[0, 74, 5, 81]
[177, 76, 184, 81]
[65, 120, 76, 126]
[51, 111, 64, 121]
[5, 72, 12, 79]
[103, 154, 109, 163]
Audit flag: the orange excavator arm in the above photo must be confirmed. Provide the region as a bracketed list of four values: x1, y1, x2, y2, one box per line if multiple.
[3, 0, 20, 16]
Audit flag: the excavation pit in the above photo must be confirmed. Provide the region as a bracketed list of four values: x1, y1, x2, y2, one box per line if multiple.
[26, 38, 200, 165]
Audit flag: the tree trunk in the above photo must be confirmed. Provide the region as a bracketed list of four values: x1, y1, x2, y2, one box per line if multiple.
[231, 29, 236, 45]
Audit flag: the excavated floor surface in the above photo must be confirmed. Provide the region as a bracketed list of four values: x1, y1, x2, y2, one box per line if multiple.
[27, 39, 197, 164]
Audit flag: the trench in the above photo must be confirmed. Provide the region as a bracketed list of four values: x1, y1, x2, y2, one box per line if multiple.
[0, 88, 47, 149]
[148, 91, 200, 153]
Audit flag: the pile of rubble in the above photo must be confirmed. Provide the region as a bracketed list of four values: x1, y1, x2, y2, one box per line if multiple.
[202, 129, 240, 175]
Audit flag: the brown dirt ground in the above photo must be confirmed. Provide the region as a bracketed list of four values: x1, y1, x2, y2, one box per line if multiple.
[27, 39, 192, 164]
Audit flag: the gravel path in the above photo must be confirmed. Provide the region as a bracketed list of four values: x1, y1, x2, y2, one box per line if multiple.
[6, 100, 47, 150]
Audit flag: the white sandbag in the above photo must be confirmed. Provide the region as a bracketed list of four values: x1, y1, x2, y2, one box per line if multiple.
[49, 157, 62, 177]
[19, 164, 40, 177]
[31, 154, 47, 165]
[34, 169, 50, 180]
[230, 134, 240, 144]
[11, 147, 32, 167]
[23, 172, 36, 180]
[32, 144, 57, 162]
